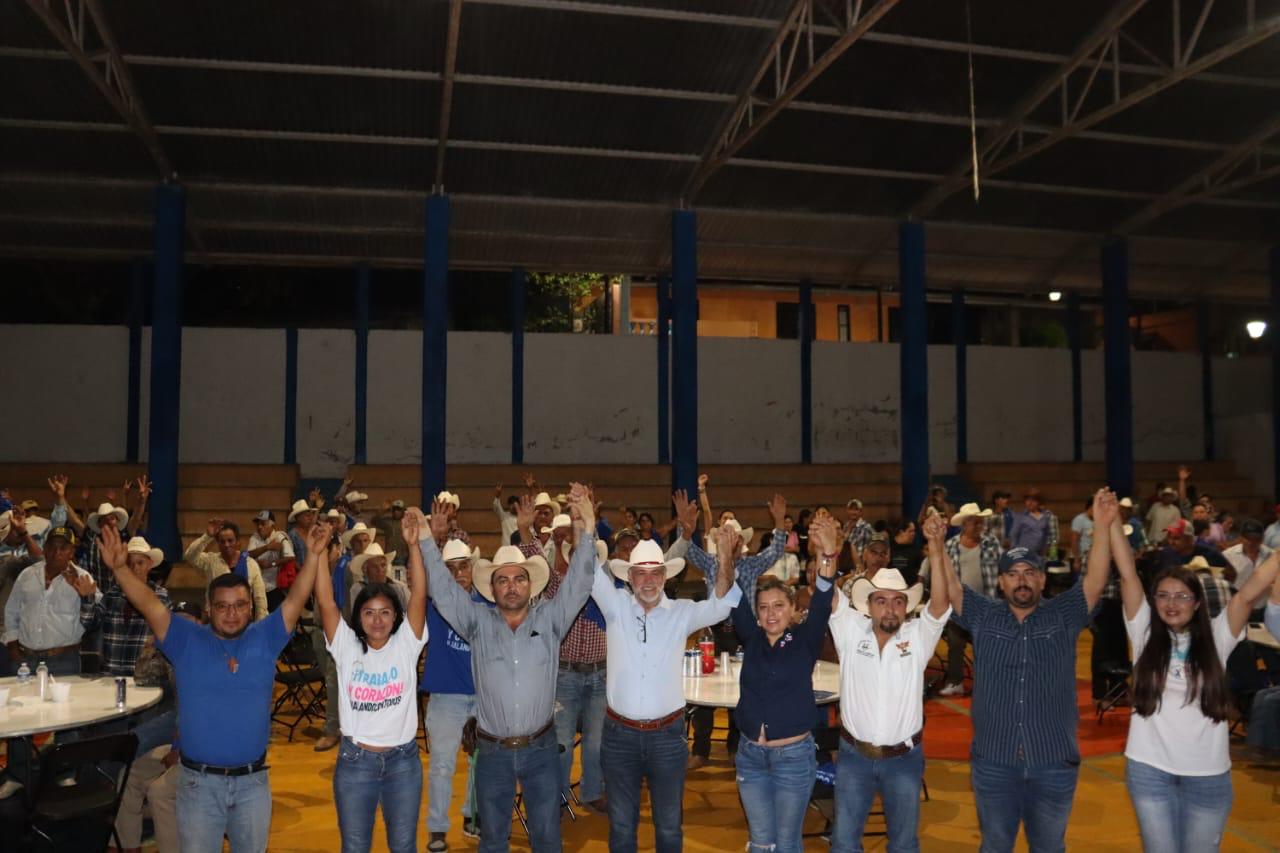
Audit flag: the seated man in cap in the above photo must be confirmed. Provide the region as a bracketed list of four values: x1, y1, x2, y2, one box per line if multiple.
[420, 487, 598, 853]
[1224, 519, 1273, 615]
[183, 518, 269, 622]
[247, 509, 295, 612]
[1155, 517, 1231, 579]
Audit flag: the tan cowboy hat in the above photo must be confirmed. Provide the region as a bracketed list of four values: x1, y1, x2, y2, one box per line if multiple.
[88, 502, 129, 532]
[540, 513, 572, 535]
[712, 518, 754, 554]
[351, 542, 396, 579]
[608, 539, 685, 582]
[126, 536, 164, 568]
[340, 522, 373, 550]
[532, 492, 561, 515]
[473, 545, 550, 602]
[442, 539, 479, 563]
[849, 568, 925, 615]
[325, 508, 343, 521]
[345, 490, 369, 504]
[287, 499, 316, 522]
[949, 502, 993, 526]
[1183, 555, 1213, 572]
[435, 490, 461, 508]
[1119, 497, 1134, 508]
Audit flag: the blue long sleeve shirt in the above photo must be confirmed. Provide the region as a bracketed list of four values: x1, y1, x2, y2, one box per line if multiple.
[731, 577, 834, 742]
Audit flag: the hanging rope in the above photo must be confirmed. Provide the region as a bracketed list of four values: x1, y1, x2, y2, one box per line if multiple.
[966, 0, 980, 201]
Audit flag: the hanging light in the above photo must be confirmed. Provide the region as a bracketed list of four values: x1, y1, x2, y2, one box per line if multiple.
[1246, 320, 1267, 339]
[1048, 290, 1062, 302]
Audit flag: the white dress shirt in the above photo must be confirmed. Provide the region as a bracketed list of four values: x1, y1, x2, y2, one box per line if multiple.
[591, 566, 741, 720]
[1224, 542, 1273, 609]
[2, 561, 99, 649]
[830, 602, 950, 747]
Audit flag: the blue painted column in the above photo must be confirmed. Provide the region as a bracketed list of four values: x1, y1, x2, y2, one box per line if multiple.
[1197, 300, 1214, 461]
[126, 259, 146, 463]
[1066, 291, 1083, 463]
[147, 185, 185, 558]
[1102, 239, 1134, 498]
[510, 266, 525, 464]
[284, 326, 298, 465]
[354, 264, 370, 465]
[421, 194, 449, 499]
[951, 287, 967, 465]
[656, 274, 671, 465]
[671, 211, 698, 496]
[1271, 247, 1280, 502]
[799, 280, 813, 464]
[899, 221, 929, 522]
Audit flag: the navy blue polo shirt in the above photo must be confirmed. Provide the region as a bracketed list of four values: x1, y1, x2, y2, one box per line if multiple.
[952, 580, 1094, 766]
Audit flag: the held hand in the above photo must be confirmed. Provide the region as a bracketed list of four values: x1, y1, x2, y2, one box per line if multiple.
[810, 516, 840, 556]
[768, 493, 787, 529]
[97, 526, 128, 570]
[404, 507, 430, 540]
[922, 512, 947, 544]
[1092, 488, 1119, 529]
[306, 522, 329, 553]
[429, 500, 451, 540]
[567, 482, 594, 530]
[715, 526, 742, 561]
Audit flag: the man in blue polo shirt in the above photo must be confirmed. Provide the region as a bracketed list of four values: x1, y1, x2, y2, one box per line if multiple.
[933, 488, 1117, 853]
[96, 519, 321, 853]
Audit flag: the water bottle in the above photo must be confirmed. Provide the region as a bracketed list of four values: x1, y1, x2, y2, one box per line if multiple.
[16, 662, 31, 684]
[37, 661, 50, 701]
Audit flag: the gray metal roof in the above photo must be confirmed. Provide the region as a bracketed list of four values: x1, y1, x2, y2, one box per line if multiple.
[1, 0, 1277, 300]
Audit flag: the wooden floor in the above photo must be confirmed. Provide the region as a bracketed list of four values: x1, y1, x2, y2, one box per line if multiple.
[252, 634, 1279, 852]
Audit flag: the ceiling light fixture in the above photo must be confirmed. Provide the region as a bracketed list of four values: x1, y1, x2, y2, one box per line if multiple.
[1246, 320, 1267, 340]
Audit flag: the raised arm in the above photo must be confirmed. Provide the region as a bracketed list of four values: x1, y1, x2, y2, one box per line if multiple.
[402, 506, 429, 640]
[280, 518, 323, 634]
[1082, 489, 1118, 611]
[309, 523, 341, 643]
[697, 473, 714, 532]
[1110, 510, 1144, 620]
[47, 474, 84, 536]
[730, 494, 788, 595]
[543, 486, 598, 637]
[713, 525, 738, 601]
[922, 512, 952, 619]
[418, 507, 478, 640]
[98, 526, 171, 642]
[1227, 549, 1280, 637]
[183, 520, 219, 568]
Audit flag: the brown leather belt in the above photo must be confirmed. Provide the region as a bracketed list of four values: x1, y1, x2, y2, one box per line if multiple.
[559, 659, 606, 674]
[475, 718, 554, 750]
[606, 707, 684, 731]
[840, 728, 923, 760]
[18, 642, 80, 657]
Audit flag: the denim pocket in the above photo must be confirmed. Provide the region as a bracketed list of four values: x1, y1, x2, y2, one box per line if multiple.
[338, 742, 363, 763]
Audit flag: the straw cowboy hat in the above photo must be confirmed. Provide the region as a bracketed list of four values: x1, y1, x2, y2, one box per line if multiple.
[473, 545, 550, 602]
[711, 518, 754, 555]
[608, 539, 685, 583]
[540, 513, 572, 535]
[949, 503, 993, 526]
[442, 539, 480, 563]
[126, 536, 165, 568]
[435, 491, 461, 508]
[849, 568, 924, 616]
[88, 502, 129, 532]
[351, 542, 396, 578]
[532, 492, 561, 515]
[1183, 555, 1213, 573]
[340, 522, 373, 550]
[287, 499, 316, 522]
[345, 490, 369, 504]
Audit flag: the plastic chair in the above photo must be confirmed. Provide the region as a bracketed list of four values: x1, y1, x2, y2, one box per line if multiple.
[27, 731, 139, 852]
[271, 628, 327, 741]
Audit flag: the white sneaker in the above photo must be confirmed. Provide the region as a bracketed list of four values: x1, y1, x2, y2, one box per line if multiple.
[937, 682, 966, 697]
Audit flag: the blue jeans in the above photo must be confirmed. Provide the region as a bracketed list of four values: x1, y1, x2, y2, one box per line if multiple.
[553, 666, 607, 801]
[970, 758, 1079, 853]
[600, 715, 687, 853]
[425, 692, 476, 833]
[176, 766, 273, 853]
[735, 734, 817, 853]
[333, 739, 422, 853]
[832, 740, 925, 853]
[475, 726, 560, 853]
[1126, 758, 1233, 853]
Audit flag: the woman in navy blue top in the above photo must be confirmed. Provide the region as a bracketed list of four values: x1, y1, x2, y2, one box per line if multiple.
[730, 515, 840, 853]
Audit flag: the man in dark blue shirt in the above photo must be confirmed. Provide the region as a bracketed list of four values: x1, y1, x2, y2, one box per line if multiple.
[934, 489, 1118, 853]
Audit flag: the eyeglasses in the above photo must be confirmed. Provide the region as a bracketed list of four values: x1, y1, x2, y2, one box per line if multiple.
[211, 601, 251, 614]
[635, 615, 647, 643]
[1154, 591, 1195, 604]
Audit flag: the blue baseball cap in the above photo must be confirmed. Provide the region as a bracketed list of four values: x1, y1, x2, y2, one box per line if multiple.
[998, 547, 1044, 574]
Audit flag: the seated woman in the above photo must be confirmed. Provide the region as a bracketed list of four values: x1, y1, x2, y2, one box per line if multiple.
[312, 508, 428, 853]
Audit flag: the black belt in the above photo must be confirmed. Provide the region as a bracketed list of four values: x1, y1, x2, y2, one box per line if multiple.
[558, 659, 606, 673]
[840, 728, 922, 760]
[475, 718, 555, 750]
[181, 755, 268, 776]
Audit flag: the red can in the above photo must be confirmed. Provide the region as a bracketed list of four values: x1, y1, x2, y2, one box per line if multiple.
[698, 639, 716, 673]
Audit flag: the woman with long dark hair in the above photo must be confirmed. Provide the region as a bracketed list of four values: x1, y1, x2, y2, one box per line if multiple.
[1101, 490, 1280, 852]
[311, 508, 429, 853]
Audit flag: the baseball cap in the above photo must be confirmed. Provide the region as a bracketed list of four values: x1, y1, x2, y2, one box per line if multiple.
[46, 526, 77, 547]
[998, 547, 1044, 574]
[253, 510, 275, 523]
[865, 531, 890, 550]
[1165, 518, 1195, 539]
[390, 499, 406, 510]
[1160, 487, 1177, 496]
[1239, 519, 1264, 537]
[612, 526, 640, 543]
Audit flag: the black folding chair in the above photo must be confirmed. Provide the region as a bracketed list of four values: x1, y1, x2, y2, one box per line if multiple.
[26, 731, 138, 852]
[1095, 661, 1132, 723]
[272, 628, 327, 741]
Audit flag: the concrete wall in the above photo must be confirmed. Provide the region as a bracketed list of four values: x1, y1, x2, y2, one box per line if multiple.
[1214, 355, 1271, 497]
[297, 329, 355, 477]
[967, 346, 1074, 462]
[699, 338, 800, 463]
[811, 342, 898, 463]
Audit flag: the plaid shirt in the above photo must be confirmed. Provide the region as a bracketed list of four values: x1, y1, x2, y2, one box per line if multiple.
[542, 560, 607, 664]
[688, 529, 785, 607]
[945, 533, 1004, 599]
[82, 583, 170, 676]
[1196, 574, 1231, 619]
[844, 519, 874, 554]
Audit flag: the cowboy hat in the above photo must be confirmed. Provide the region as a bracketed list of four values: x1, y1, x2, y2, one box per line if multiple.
[849, 568, 924, 615]
[345, 490, 369, 504]
[1183, 555, 1213, 572]
[126, 536, 164, 569]
[351, 542, 396, 580]
[608, 539, 685, 582]
[435, 490, 461, 508]
[532, 492, 561, 515]
[949, 503, 993, 526]
[442, 539, 479, 563]
[710, 518, 754, 555]
[1118, 497, 1134, 508]
[540, 513, 572, 535]
[473, 545, 550, 602]
[287, 499, 316, 522]
[340, 522, 373, 550]
[88, 502, 129, 532]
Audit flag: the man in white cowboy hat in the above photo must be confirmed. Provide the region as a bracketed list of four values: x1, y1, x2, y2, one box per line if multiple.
[84, 497, 132, 592]
[183, 518, 269, 622]
[591, 520, 740, 853]
[432, 490, 471, 548]
[422, 538, 486, 851]
[825, 510, 954, 853]
[514, 491, 561, 555]
[926, 502, 1001, 697]
[247, 509, 295, 612]
[345, 542, 406, 618]
[83, 535, 171, 675]
[333, 521, 374, 601]
[287, 498, 320, 564]
[420, 487, 599, 853]
[341, 487, 370, 527]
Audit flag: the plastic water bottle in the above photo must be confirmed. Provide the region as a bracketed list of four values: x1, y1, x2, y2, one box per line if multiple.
[37, 661, 50, 701]
[16, 662, 31, 684]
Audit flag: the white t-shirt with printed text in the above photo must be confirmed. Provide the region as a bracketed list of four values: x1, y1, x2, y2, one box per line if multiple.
[326, 618, 428, 748]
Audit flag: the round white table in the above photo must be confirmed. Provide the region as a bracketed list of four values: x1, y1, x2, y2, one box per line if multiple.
[0, 675, 163, 739]
[683, 659, 841, 708]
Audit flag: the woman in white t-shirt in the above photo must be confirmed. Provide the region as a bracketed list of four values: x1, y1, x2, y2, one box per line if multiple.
[311, 507, 430, 853]
[1102, 490, 1280, 853]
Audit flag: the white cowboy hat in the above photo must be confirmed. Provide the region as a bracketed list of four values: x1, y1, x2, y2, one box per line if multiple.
[435, 490, 461, 508]
[540, 513, 572, 535]
[1183, 555, 1212, 572]
[849, 568, 924, 616]
[340, 522, 373, 550]
[709, 518, 754, 555]
[1122, 523, 1135, 536]
[287, 499, 316, 522]
[88, 502, 129, 532]
[532, 492, 561, 515]
[126, 535, 164, 568]
[325, 508, 343, 520]
[1119, 497, 1134, 508]
[442, 539, 480, 563]
[344, 490, 369, 504]
[351, 542, 396, 580]
[949, 502, 993, 526]
[608, 538, 685, 582]
[473, 545, 550, 602]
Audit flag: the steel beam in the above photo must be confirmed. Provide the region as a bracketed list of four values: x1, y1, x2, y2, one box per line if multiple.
[434, 0, 463, 191]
